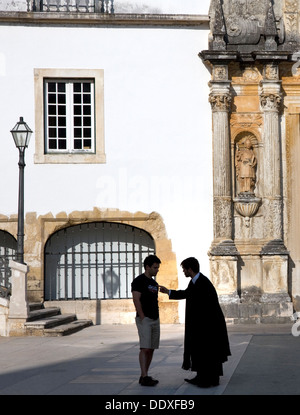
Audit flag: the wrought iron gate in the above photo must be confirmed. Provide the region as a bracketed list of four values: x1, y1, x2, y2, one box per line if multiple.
[0, 231, 17, 298]
[44, 222, 155, 301]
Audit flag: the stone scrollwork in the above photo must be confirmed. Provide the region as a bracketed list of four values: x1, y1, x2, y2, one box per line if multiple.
[243, 67, 261, 83]
[285, 0, 298, 13]
[214, 197, 233, 239]
[209, 93, 232, 112]
[263, 198, 283, 239]
[284, 0, 298, 43]
[260, 93, 282, 111]
[230, 113, 263, 131]
[265, 64, 279, 80]
[226, 17, 242, 37]
[213, 65, 228, 81]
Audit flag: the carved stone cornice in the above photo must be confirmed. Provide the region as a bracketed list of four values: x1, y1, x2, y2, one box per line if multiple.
[260, 239, 289, 256]
[209, 239, 239, 256]
[0, 11, 209, 27]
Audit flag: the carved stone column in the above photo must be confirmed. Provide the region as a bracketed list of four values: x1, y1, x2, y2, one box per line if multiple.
[209, 67, 239, 305]
[209, 76, 232, 243]
[260, 66, 283, 243]
[259, 64, 291, 308]
[200, 0, 294, 323]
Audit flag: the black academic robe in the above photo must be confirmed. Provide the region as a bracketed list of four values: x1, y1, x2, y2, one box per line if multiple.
[170, 273, 231, 376]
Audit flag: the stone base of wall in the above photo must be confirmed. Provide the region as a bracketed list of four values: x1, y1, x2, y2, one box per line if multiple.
[7, 317, 27, 336]
[45, 298, 179, 325]
[221, 295, 294, 324]
[159, 300, 180, 324]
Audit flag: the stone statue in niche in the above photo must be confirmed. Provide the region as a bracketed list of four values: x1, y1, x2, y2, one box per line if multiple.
[235, 137, 257, 194]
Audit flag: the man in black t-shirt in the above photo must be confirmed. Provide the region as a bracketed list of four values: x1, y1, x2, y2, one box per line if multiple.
[131, 254, 161, 387]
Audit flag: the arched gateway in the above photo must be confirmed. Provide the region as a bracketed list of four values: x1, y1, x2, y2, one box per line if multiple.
[44, 222, 155, 301]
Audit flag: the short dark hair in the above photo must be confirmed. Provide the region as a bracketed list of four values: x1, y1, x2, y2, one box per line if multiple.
[180, 257, 199, 273]
[144, 254, 161, 269]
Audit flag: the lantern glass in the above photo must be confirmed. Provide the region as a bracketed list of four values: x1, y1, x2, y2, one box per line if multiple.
[10, 117, 32, 149]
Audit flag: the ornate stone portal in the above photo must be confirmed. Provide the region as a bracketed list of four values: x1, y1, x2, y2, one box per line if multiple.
[199, 0, 300, 323]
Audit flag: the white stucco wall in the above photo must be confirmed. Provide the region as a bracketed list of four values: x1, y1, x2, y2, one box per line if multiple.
[115, 0, 210, 14]
[0, 16, 212, 324]
[0, 0, 211, 14]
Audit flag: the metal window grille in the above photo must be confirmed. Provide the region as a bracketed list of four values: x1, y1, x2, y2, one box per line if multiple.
[44, 222, 155, 301]
[28, 0, 114, 13]
[44, 79, 95, 154]
[0, 231, 17, 298]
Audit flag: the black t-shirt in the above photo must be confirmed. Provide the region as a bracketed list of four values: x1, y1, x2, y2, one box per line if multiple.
[131, 273, 159, 320]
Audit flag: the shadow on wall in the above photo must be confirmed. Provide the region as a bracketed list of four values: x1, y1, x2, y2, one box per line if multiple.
[102, 269, 120, 299]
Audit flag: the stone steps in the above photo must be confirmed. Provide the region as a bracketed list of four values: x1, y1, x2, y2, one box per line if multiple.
[26, 306, 62, 322]
[44, 319, 93, 337]
[25, 303, 93, 336]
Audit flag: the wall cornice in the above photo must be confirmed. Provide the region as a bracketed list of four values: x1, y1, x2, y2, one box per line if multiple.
[0, 12, 209, 27]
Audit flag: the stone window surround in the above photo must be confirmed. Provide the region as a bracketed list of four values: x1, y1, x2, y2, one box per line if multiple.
[34, 68, 106, 164]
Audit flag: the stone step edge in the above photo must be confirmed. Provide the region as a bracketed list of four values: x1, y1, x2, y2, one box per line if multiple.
[44, 320, 93, 336]
[25, 313, 76, 329]
[27, 307, 61, 322]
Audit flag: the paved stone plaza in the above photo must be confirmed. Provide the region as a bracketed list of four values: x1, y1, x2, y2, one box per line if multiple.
[0, 323, 298, 396]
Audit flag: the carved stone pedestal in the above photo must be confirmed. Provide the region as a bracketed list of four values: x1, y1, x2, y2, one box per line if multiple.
[234, 193, 262, 228]
[210, 248, 293, 324]
[210, 255, 240, 301]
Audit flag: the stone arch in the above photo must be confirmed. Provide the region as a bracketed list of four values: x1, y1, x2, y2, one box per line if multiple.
[44, 221, 156, 301]
[0, 209, 178, 323]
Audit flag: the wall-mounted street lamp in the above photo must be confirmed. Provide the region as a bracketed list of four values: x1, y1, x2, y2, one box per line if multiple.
[10, 117, 32, 264]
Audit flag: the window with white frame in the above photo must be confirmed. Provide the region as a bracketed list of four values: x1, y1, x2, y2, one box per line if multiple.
[45, 79, 95, 153]
[34, 69, 105, 164]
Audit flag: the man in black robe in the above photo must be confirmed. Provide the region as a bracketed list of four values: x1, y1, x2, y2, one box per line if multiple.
[160, 257, 231, 387]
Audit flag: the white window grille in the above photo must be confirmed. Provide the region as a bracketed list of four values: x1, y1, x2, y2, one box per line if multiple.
[44, 79, 95, 154]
